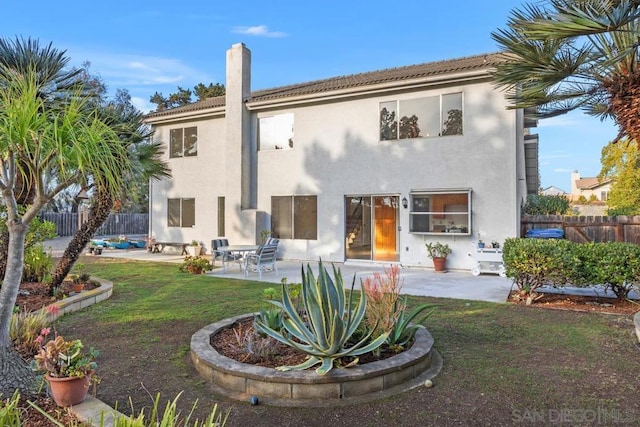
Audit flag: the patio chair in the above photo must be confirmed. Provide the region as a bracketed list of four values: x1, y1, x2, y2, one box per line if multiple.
[211, 238, 241, 268]
[265, 237, 280, 246]
[244, 244, 278, 279]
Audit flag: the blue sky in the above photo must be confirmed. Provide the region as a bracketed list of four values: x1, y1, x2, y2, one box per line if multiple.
[1, 0, 618, 190]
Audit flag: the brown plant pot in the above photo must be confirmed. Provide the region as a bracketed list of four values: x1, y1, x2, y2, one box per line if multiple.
[187, 266, 203, 274]
[432, 257, 447, 272]
[46, 373, 91, 407]
[72, 283, 85, 293]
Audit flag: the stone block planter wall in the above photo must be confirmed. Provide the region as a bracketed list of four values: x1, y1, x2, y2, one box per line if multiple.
[191, 314, 442, 407]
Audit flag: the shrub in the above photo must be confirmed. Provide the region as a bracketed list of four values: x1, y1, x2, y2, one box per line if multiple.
[522, 194, 570, 215]
[179, 256, 213, 273]
[573, 242, 640, 300]
[22, 243, 53, 282]
[607, 206, 638, 216]
[502, 238, 575, 305]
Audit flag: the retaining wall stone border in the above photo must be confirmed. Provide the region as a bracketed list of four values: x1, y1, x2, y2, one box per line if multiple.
[191, 313, 442, 407]
[44, 277, 113, 322]
[41, 277, 127, 426]
[635, 311, 640, 343]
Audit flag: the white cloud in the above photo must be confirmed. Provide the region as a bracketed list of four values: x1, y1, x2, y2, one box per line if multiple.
[130, 96, 155, 114]
[232, 25, 287, 38]
[67, 47, 215, 90]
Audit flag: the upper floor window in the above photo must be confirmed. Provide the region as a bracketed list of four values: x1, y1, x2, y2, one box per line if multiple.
[168, 198, 195, 227]
[271, 195, 317, 240]
[409, 190, 471, 234]
[170, 127, 198, 158]
[259, 113, 294, 150]
[380, 93, 462, 141]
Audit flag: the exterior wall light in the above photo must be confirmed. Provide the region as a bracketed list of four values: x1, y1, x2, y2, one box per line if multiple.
[402, 197, 408, 209]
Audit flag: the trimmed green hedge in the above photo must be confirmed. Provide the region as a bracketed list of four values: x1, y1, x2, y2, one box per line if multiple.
[503, 238, 640, 304]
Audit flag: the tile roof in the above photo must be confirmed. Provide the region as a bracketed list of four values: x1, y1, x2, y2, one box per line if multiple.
[146, 52, 505, 119]
[575, 177, 610, 190]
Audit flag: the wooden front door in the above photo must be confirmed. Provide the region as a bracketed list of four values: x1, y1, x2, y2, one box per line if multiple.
[373, 196, 398, 261]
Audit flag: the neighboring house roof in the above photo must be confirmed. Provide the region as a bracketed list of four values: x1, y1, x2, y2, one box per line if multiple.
[575, 177, 611, 190]
[541, 186, 567, 195]
[146, 52, 507, 119]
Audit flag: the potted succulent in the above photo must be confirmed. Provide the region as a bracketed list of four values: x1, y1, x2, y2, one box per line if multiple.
[34, 336, 99, 407]
[179, 256, 213, 274]
[425, 242, 452, 272]
[69, 263, 89, 293]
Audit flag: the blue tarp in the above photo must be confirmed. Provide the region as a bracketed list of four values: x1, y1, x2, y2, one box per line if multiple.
[525, 228, 565, 239]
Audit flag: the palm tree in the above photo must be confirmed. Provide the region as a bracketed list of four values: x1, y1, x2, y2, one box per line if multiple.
[491, 0, 640, 146]
[0, 69, 130, 396]
[50, 96, 171, 289]
[0, 37, 90, 280]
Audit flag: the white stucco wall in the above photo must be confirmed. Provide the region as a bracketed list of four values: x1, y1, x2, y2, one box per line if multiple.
[248, 81, 519, 269]
[149, 116, 231, 251]
[147, 47, 524, 271]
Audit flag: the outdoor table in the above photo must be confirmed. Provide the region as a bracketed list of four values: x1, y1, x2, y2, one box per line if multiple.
[217, 245, 260, 272]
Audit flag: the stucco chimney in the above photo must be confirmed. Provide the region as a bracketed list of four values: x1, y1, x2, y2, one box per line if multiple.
[570, 170, 580, 195]
[225, 43, 254, 209]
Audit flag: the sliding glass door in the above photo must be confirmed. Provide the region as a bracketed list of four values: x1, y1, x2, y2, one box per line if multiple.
[345, 195, 399, 261]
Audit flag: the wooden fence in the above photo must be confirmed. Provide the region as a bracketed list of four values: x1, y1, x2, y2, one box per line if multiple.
[521, 215, 640, 244]
[39, 212, 149, 237]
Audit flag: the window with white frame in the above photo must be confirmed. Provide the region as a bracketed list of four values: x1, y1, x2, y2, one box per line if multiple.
[168, 198, 195, 227]
[271, 195, 317, 240]
[380, 93, 462, 141]
[259, 113, 294, 150]
[409, 190, 471, 234]
[170, 127, 198, 158]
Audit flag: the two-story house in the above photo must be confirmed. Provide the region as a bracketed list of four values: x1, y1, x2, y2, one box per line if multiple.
[144, 43, 537, 271]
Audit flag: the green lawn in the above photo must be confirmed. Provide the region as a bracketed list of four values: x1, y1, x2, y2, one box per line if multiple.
[58, 258, 640, 426]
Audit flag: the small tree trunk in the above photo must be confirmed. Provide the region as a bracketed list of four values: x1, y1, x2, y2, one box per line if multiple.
[50, 189, 113, 292]
[0, 230, 9, 281]
[0, 345, 38, 397]
[0, 222, 28, 347]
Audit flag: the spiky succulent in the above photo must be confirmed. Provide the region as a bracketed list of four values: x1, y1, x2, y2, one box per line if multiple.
[254, 260, 388, 375]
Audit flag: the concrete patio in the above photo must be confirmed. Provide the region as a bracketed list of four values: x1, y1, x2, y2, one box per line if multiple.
[42, 237, 515, 303]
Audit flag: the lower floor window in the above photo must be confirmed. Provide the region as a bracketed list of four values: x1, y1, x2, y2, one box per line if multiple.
[168, 198, 195, 227]
[410, 190, 471, 234]
[271, 195, 317, 240]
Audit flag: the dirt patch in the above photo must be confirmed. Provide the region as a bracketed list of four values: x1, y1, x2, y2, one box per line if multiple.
[10, 280, 100, 426]
[17, 395, 87, 427]
[508, 290, 639, 315]
[210, 318, 402, 369]
[15, 280, 101, 313]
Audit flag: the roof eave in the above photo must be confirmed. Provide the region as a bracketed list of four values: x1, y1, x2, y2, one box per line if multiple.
[246, 69, 493, 111]
[144, 106, 226, 125]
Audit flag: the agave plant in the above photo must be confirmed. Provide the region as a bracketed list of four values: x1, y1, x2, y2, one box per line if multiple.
[385, 298, 434, 349]
[254, 260, 388, 375]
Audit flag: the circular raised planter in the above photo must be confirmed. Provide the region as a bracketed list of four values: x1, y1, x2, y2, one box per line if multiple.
[191, 314, 442, 407]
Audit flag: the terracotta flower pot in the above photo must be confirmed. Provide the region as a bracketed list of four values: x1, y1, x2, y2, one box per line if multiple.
[188, 266, 203, 274]
[46, 373, 91, 407]
[432, 257, 447, 272]
[72, 283, 85, 293]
